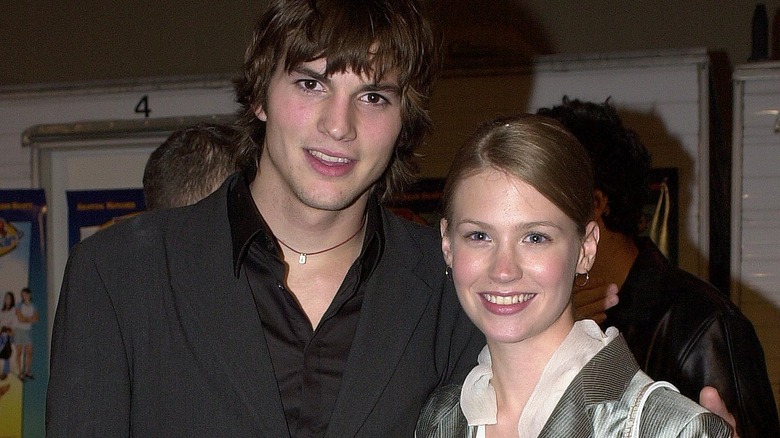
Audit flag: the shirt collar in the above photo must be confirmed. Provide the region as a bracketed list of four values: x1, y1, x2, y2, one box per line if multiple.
[228, 173, 384, 278]
[460, 321, 617, 429]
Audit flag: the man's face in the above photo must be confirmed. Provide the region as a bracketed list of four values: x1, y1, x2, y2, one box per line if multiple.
[254, 58, 403, 212]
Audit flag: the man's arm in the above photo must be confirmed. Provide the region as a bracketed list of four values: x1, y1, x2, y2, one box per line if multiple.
[46, 244, 132, 437]
[682, 314, 779, 438]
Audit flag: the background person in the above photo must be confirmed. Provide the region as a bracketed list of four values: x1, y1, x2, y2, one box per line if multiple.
[142, 122, 240, 210]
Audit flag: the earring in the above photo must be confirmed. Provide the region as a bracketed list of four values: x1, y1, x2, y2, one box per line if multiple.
[445, 266, 452, 277]
[575, 271, 589, 287]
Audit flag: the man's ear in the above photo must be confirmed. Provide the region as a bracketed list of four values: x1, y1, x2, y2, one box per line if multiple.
[440, 218, 453, 267]
[593, 189, 609, 220]
[254, 105, 267, 122]
[578, 221, 600, 273]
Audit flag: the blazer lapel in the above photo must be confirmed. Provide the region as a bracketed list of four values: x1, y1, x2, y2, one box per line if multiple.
[167, 190, 290, 437]
[538, 335, 639, 438]
[325, 214, 437, 437]
[536, 384, 594, 438]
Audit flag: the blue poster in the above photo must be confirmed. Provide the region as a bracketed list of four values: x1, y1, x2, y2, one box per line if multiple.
[0, 190, 47, 438]
[66, 189, 146, 250]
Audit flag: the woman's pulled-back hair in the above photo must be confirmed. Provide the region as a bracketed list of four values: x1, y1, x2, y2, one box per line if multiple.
[442, 114, 595, 235]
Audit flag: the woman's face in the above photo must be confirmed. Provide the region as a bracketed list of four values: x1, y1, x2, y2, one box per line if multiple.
[3, 293, 11, 307]
[441, 168, 598, 346]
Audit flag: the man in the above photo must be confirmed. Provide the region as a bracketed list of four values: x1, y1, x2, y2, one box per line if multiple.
[538, 97, 779, 438]
[142, 122, 240, 210]
[46, 0, 483, 436]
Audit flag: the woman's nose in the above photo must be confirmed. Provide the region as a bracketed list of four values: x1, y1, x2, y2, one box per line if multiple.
[489, 244, 522, 283]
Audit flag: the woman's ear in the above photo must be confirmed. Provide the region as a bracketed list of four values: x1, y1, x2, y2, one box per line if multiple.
[578, 221, 599, 273]
[440, 218, 453, 267]
[254, 105, 267, 122]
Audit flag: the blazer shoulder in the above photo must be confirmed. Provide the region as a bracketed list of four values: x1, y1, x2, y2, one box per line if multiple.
[635, 385, 732, 437]
[416, 385, 468, 438]
[381, 207, 441, 254]
[71, 187, 229, 265]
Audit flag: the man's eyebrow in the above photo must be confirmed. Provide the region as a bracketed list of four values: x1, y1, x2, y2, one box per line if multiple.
[363, 82, 401, 95]
[291, 66, 401, 95]
[292, 66, 329, 82]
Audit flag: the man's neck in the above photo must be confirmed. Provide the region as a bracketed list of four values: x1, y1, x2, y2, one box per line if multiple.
[249, 169, 370, 254]
[590, 227, 639, 290]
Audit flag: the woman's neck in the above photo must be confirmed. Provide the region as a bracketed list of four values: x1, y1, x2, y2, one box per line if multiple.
[486, 315, 574, 430]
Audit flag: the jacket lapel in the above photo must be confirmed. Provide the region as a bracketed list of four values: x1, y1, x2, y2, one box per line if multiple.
[536, 389, 593, 438]
[325, 211, 437, 437]
[167, 187, 290, 437]
[538, 335, 639, 438]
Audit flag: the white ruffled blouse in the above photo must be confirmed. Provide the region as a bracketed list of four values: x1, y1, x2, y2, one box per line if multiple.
[460, 320, 619, 438]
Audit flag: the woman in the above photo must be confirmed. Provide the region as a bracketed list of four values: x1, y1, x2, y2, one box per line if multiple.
[416, 115, 731, 437]
[15, 287, 38, 381]
[0, 291, 16, 379]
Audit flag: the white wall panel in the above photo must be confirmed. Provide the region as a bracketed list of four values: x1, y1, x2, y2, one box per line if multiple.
[732, 61, 780, 416]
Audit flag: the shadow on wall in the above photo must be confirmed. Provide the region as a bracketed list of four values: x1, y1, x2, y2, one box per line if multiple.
[774, 6, 780, 60]
[618, 109, 695, 276]
[426, 0, 554, 69]
[764, 5, 780, 60]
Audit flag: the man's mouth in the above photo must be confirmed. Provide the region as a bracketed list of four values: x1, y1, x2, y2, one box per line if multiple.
[309, 150, 351, 164]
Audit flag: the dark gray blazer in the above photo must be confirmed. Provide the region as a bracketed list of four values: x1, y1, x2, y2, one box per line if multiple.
[46, 176, 483, 437]
[416, 335, 733, 438]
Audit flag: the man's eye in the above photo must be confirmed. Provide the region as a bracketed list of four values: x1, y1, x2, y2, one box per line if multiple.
[298, 79, 321, 91]
[365, 93, 385, 104]
[360, 92, 389, 105]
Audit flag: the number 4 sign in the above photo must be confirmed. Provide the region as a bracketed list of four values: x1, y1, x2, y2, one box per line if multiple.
[134, 95, 151, 117]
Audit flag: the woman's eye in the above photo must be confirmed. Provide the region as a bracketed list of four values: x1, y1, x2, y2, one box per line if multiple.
[525, 233, 549, 244]
[467, 231, 490, 242]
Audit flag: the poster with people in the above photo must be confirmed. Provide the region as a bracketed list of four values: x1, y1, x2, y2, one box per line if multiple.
[0, 190, 47, 438]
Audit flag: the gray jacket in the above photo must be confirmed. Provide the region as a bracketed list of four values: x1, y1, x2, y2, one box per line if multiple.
[416, 335, 732, 437]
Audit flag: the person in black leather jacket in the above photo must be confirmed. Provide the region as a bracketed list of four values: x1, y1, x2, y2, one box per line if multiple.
[538, 97, 779, 438]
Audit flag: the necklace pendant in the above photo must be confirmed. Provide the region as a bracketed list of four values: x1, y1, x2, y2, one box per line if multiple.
[298, 253, 307, 264]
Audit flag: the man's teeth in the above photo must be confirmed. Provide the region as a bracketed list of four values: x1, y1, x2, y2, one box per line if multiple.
[310, 150, 350, 163]
[483, 293, 534, 305]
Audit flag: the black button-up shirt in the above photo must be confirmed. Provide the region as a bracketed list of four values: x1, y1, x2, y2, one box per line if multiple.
[228, 176, 383, 437]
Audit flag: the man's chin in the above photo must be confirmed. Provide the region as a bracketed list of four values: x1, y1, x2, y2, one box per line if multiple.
[299, 189, 369, 213]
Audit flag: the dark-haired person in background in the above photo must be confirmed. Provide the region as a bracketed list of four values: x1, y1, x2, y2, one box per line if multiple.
[538, 97, 779, 438]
